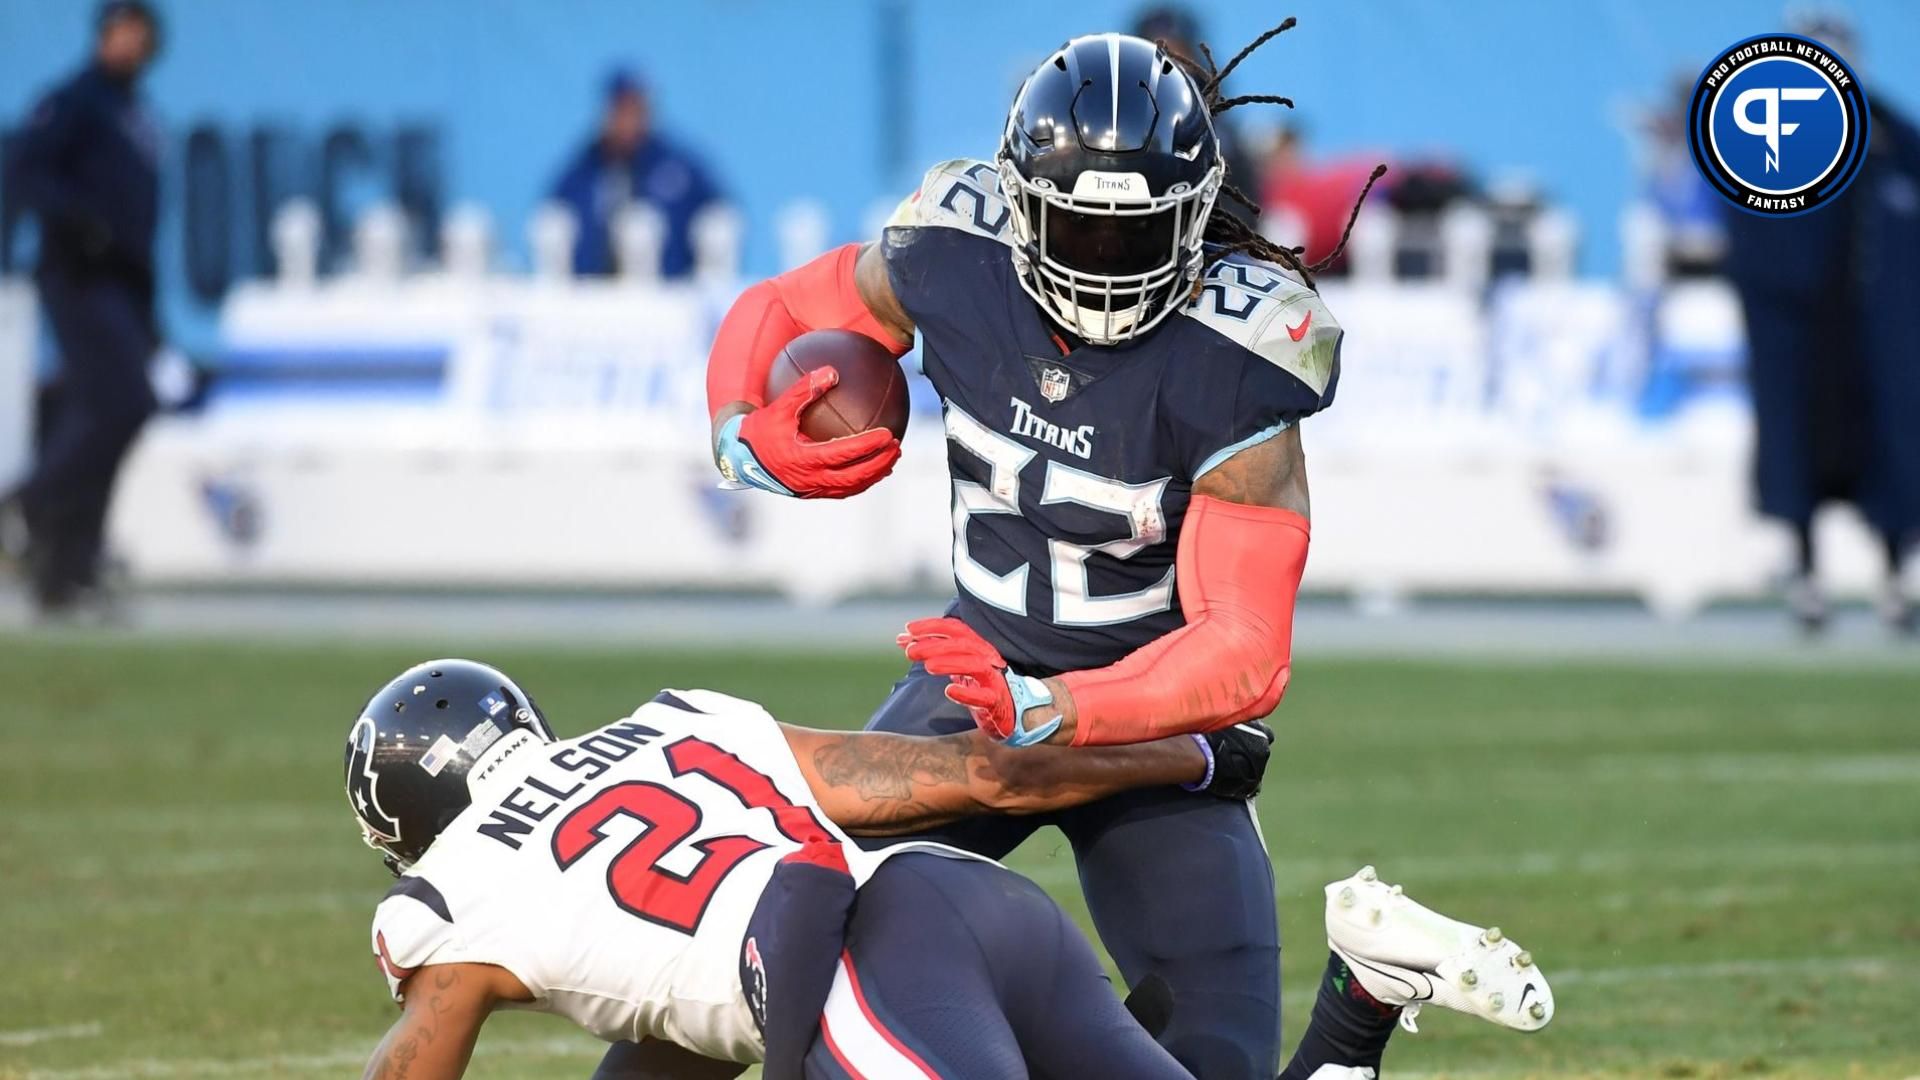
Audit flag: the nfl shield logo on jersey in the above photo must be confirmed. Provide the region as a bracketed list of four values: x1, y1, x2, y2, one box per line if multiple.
[1040, 366, 1072, 404]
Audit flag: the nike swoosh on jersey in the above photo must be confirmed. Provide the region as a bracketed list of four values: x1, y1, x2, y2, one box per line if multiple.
[1287, 310, 1313, 342]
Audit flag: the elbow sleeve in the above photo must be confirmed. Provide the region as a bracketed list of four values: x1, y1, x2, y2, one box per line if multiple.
[1059, 496, 1308, 746]
[705, 243, 905, 419]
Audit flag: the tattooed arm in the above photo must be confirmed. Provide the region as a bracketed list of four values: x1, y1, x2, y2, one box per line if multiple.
[781, 725, 1207, 836]
[362, 964, 529, 1080]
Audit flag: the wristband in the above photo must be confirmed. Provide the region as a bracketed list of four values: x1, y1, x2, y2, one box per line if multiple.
[714, 413, 794, 496]
[1180, 733, 1216, 792]
[1003, 673, 1063, 748]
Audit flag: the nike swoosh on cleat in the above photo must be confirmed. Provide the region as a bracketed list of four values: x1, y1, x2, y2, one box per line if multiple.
[1348, 954, 1433, 1003]
[1518, 982, 1537, 1008]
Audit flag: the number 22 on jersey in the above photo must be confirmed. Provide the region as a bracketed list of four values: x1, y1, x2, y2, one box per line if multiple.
[946, 402, 1171, 627]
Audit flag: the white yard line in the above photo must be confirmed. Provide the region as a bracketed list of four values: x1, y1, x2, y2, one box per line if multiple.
[20, 1035, 598, 1079]
[10, 959, 1910, 1078]
[22, 1049, 370, 1080]
[1581, 752, 1920, 785]
[1009, 839, 1920, 891]
[0, 1023, 103, 1048]
[1553, 955, 1895, 986]
[12, 806, 334, 835]
[40, 847, 368, 882]
[7, 888, 379, 923]
[1268, 840, 1920, 887]
[1591, 881, 1801, 911]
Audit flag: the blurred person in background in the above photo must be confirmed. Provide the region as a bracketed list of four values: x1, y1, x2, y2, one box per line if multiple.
[1260, 123, 1403, 273]
[1638, 74, 1726, 278]
[0, 0, 162, 619]
[1723, 12, 1920, 635]
[550, 68, 723, 280]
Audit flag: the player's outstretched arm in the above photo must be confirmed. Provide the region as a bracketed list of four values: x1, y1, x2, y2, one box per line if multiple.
[1048, 426, 1309, 744]
[704, 242, 916, 499]
[361, 963, 526, 1080]
[903, 427, 1311, 747]
[779, 724, 1215, 835]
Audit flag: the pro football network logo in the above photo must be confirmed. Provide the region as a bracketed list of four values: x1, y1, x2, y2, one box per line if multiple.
[1687, 33, 1869, 216]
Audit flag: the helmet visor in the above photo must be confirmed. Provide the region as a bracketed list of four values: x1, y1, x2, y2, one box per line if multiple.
[1041, 202, 1179, 278]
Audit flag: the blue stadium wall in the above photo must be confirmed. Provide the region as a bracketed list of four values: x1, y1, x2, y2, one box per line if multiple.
[2, 0, 1916, 352]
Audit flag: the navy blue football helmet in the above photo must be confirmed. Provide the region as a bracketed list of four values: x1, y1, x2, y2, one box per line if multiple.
[344, 659, 554, 874]
[999, 32, 1223, 344]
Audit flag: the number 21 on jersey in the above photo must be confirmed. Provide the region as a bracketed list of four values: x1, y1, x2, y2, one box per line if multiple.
[550, 737, 836, 934]
[945, 402, 1171, 627]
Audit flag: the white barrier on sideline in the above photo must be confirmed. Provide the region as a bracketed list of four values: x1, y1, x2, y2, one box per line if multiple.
[0, 280, 35, 494]
[103, 273, 1894, 614]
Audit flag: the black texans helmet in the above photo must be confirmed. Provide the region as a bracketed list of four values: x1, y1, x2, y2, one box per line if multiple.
[344, 659, 555, 875]
[999, 32, 1223, 345]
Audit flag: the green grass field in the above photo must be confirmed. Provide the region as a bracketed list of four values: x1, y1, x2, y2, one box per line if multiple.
[1, 634, 1916, 1079]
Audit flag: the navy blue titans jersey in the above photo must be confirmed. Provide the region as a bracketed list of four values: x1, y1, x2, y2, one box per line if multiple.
[882, 159, 1342, 675]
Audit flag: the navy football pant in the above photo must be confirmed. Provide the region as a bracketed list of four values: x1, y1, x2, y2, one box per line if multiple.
[588, 852, 1183, 1080]
[806, 852, 1188, 1079]
[862, 669, 1281, 1078]
[13, 271, 155, 600]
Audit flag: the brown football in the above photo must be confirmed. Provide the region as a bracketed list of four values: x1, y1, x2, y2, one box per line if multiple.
[765, 329, 910, 442]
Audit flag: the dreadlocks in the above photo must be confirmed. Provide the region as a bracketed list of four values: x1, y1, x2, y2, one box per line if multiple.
[1173, 16, 1387, 290]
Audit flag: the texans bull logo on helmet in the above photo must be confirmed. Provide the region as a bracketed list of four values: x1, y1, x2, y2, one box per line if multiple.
[344, 659, 558, 874]
[347, 715, 404, 846]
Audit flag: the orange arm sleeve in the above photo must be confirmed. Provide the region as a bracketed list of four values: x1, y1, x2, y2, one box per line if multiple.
[705, 242, 907, 420]
[1057, 496, 1308, 746]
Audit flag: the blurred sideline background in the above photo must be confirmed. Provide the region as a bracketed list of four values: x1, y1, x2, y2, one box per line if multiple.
[1, 4, 1918, 1080]
[0, 0, 1917, 620]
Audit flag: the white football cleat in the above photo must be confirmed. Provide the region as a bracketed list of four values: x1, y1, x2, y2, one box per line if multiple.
[1304, 1067, 1376, 1079]
[1324, 865, 1554, 1034]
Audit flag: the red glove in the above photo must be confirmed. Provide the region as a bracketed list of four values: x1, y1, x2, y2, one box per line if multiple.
[897, 617, 1021, 739]
[719, 366, 901, 499]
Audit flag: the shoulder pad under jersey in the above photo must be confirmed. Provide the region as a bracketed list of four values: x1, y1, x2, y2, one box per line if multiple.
[885, 158, 1016, 248]
[1181, 254, 1341, 399]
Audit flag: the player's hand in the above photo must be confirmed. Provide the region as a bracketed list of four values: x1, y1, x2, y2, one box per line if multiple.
[1191, 720, 1275, 800]
[714, 367, 902, 499]
[897, 617, 1061, 747]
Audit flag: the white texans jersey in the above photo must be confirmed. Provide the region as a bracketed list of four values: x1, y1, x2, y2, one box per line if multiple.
[368, 689, 901, 1063]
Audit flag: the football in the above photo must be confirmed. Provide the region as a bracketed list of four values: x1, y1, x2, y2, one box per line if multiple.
[765, 328, 910, 443]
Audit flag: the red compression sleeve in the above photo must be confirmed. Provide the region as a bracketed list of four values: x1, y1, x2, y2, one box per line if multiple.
[1057, 496, 1308, 746]
[705, 242, 909, 421]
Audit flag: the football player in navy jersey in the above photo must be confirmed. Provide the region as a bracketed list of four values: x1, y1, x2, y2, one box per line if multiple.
[692, 24, 1549, 1080]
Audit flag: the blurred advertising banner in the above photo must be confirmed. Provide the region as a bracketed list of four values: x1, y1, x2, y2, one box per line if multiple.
[105, 276, 1892, 612]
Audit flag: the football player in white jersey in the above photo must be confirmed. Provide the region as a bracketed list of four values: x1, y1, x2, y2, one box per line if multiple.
[350, 660, 1552, 1080]
[349, 659, 1277, 1080]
